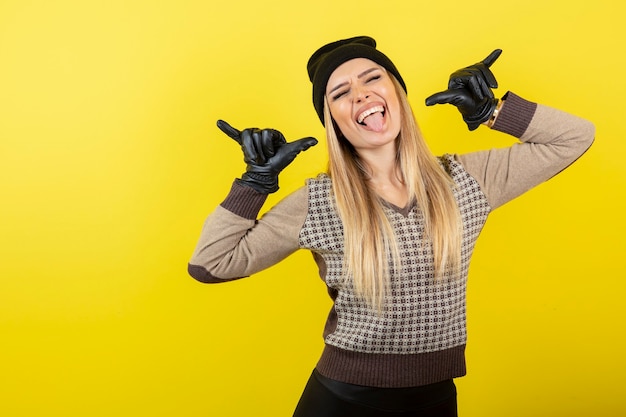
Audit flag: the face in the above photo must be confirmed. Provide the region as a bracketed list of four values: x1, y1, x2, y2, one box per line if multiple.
[326, 58, 402, 152]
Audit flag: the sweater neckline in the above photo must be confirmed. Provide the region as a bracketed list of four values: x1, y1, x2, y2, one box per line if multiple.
[380, 197, 415, 217]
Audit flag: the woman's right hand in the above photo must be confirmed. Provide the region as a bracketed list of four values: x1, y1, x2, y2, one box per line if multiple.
[217, 120, 318, 194]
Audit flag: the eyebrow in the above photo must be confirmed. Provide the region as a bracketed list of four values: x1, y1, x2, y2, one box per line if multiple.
[327, 67, 381, 95]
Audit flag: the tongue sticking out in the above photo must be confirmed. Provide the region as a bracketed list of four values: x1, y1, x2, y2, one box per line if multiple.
[363, 112, 385, 132]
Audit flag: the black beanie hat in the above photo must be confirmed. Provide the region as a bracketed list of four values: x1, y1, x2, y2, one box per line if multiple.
[307, 36, 407, 125]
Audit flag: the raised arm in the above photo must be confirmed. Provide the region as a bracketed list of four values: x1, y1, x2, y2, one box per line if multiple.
[425, 50, 594, 209]
[187, 121, 317, 283]
[456, 92, 595, 209]
[188, 183, 309, 283]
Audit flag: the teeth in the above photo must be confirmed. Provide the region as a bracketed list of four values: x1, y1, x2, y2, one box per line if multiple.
[357, 105, 385, 124]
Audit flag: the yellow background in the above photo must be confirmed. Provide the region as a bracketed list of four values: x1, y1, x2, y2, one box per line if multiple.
[1, 0, 624, 416]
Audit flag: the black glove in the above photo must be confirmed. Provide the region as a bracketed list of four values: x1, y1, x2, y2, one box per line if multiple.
[217, 120, 318, 194]
[425, 49, 502, 131]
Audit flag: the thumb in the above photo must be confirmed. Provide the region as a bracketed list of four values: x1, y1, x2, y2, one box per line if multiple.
[285, 137, 318, 154]
[425, 90, 459, 106]
[273, 137, 318, 171]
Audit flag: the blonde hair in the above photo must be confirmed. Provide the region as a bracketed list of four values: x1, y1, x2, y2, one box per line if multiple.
[324, 76, 462, 311]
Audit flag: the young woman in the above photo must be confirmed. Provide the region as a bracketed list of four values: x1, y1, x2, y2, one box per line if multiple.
[188, 36, 594, 416]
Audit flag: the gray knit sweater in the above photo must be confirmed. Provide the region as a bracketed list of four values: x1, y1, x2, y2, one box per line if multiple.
[188, 93, 594, 388]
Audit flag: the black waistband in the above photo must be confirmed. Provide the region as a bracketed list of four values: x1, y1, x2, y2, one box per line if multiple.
[313, 369, 456, 411]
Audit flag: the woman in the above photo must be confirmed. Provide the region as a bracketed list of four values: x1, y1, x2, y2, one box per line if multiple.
[188, 36, 594, 416]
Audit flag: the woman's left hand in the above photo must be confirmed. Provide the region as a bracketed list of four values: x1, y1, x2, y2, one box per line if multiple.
[425, 49, 502, 131]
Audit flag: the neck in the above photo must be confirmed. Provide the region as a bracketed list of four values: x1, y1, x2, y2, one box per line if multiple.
[357, 143, 400, 183]
[357, 144, 408, 208]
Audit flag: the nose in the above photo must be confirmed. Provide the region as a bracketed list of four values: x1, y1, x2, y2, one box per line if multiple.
[353, 85, 369, 102]
[355, 93, 370, 103]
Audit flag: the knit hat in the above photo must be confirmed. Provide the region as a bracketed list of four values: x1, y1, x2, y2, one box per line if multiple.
[307, 36, 407, 125]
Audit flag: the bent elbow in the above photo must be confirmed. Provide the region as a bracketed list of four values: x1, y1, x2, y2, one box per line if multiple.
[187, 263, 245, 284]
[582, 120, 596, 151]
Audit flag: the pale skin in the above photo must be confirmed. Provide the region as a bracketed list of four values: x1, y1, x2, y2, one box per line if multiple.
[326, 58, 408, 208]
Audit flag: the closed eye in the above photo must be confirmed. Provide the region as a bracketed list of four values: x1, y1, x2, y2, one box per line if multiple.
[331, 89, 348, 101]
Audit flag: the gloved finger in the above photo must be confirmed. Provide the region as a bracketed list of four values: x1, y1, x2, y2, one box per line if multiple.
[217, 119, 242, 144]
[260, 129, 279, 159]
[448, 68, 473, 89]
[478, 65, 498, 89]
[449, 67, 483, 89]
[290, 136, 318, 153]
[262, 129, 289, 157]
[467, 76, 485, 101]
[481, 49, 502, 68]
[240, 129, 264, 165]
[266, 129, 287, 146]
[478, 50, 502, 89]
[426, 88, 475, 109]
[274, 137, 318, 170]
[425, 89, 460, 106]
[450, 66, 496, 94]
[474, 74, 495, 99]
[280, 137, 318, 157]
[251, 129, 268, 165]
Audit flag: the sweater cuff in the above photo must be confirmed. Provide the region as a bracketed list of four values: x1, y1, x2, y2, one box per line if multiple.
[220, 180, 268, 220]
[492, 91, 538, 138]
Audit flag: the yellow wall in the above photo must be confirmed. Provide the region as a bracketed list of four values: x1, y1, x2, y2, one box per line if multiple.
[1, 1, 624, 416]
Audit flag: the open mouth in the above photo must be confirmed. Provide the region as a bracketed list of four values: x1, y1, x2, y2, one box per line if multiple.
[357, 105, 386, 131]
[357, 105, 385, 124]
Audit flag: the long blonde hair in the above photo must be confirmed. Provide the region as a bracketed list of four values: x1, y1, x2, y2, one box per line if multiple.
[324, 76, 462, 311]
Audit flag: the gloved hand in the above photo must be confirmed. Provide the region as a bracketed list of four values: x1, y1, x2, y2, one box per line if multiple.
[217, 120, 318, 194]
[425, 49, 502, 131]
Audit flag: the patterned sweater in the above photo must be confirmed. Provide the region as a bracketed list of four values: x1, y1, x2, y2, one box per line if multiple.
[188, 93, 594, 388]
